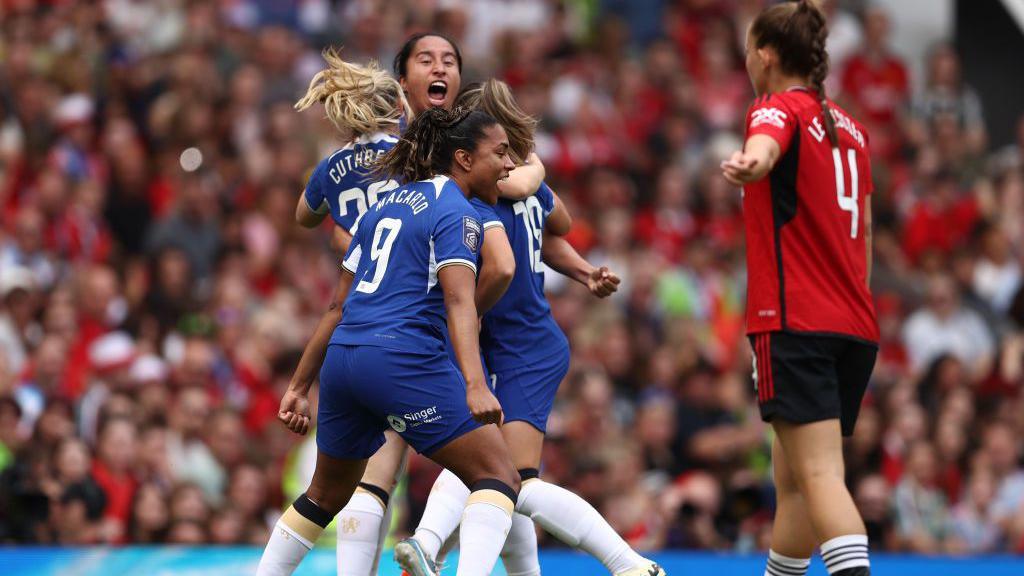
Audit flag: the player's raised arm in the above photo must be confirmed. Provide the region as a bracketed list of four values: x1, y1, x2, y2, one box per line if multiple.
[541, 234, 620, 298]
[540, 189, 619, 298]
[721, 133, 781, 186]
[497, 152, 545, 200]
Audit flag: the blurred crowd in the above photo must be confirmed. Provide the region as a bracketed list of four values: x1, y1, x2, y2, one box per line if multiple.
[2, 0, 1023, 556]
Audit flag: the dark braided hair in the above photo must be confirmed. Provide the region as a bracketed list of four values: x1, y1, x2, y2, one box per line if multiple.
[376, 107, 499, 183]
[751, 0, 839, 146]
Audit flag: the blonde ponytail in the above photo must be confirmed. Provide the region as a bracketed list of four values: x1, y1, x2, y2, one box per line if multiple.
[295, 48, 411, 137]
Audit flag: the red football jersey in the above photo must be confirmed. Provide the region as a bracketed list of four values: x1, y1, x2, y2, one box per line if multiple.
[741, 88, 879, 342]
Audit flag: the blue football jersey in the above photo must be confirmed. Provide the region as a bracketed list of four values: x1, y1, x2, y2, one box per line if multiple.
[474, 183, 569, 369]
[333, 176, 483, 354]
[303, 132, 400, 232]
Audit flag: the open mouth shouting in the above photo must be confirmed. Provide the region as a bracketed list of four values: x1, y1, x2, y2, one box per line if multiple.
[427, 81, 448, 107]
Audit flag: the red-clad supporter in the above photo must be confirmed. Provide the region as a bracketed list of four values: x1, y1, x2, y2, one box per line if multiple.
[0, 0, 1020, 554]
[839, 6, 909, 159]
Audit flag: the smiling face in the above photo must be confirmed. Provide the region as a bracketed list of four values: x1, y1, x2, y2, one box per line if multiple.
[400, 35, 462, 114]
[456, 123, 515, 205]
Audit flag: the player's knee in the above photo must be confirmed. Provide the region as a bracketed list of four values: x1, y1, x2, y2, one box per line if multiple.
[774, 466, 801, 497]
[305, 482, 348, 516]
[791, 457, 844, 493]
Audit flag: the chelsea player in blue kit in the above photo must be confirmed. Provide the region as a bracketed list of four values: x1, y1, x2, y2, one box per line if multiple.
[398, 81, 666, 576]
[257, 108, 522, 576]
[290, 37, 545, 576]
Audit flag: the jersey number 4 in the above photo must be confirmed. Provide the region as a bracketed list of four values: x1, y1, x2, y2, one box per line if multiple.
[831, 148, 860, 239]
[356, 218, 402, 294]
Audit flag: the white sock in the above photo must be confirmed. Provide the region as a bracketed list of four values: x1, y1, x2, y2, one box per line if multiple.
[415, 468, 470, 560]
[765, 549, 811, 576]
[437, 526, 459, 566]
[257, 505, 325, 576]
[820, 534, 870, 574]
[369, 490, 395, 574]
[516, 479, 645, 574]
[456, 488, 514, 576]
[500, 513, 540, 576]
[336, 491, 386, 576]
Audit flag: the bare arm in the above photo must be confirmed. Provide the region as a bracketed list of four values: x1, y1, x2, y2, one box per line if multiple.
[541, 233, 620, 298]
[497, 152, 545, 200]
[545, 191, 571, 237]
[333, 226, 353, 254]
[721, 134, 781, 186]
[278, 270, 354, 435]
[296, 192, 328, 228]
[476, 226, 515, 315]
[439, 264, 503, 425]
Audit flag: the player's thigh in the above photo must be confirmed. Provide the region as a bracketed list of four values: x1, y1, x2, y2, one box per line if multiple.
[835, 340, 878, 437]
[751, 332, 843, 427]
[772, 418, 845, 491]
[358, 430, 408, 492]
[430, 424, 519, 492]
[317, 345, 388, 461]
[307, 449, 369, 515]
[501, 421, 544, 471]
[352, 346, 486, 458]
[492, 347, 569, 436]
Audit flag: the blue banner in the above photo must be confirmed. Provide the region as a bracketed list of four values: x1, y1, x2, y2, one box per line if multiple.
[0, 548, 1020, 575]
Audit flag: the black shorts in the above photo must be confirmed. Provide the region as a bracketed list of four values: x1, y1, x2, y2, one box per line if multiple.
[749, 331, 877, 437]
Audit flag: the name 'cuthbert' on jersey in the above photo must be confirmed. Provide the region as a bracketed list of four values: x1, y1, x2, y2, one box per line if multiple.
[328, 147, 390, 183]
[808, 107, 866, 149]
[373, 187, 430, 215]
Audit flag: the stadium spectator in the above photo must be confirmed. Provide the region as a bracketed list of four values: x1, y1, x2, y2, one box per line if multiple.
[901, 273, 994, 378]
[0, 0, 1020, 557]
[892, 442, 949, 553]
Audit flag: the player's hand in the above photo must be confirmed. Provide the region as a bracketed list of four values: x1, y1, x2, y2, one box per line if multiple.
[587, 266, 621, 298]
[466, 385, 503, 426]
[721, 150, 760, 186]
[278, 389, 311, 436]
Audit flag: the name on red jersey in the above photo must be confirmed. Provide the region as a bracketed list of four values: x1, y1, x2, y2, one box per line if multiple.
[808, 107, 865, 149]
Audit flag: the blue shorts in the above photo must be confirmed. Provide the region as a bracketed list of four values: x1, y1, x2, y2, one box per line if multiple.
[317, 344, 482, 459]
[490, 345, 571, 433]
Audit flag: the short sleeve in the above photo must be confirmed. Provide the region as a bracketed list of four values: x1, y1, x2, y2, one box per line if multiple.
[470, 198, 503, 231]
[535, 182, 555, 215]
[745, 95, 797, 155]
[303, 160, 330, 215]
[432, 194, 481, 274]
[341, 215, 366, 274]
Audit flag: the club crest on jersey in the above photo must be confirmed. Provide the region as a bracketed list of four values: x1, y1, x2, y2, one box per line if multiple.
[751, 107, 787, 129]
[463, 216, 481, 252]
[387, 414, 406, 433]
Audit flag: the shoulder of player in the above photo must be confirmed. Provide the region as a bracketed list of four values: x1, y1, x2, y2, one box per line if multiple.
[354, 131, 399, 147]
[746, 92, 800, 126]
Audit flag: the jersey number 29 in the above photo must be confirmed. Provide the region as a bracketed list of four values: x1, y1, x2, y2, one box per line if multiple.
[355, 218, 402, 294]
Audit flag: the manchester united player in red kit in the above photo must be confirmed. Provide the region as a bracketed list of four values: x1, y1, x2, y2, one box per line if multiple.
[722, 2, 878, 576]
